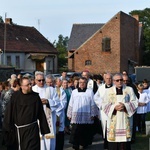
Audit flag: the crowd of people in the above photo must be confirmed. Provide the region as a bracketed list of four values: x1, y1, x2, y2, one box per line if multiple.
[0, 70, 149, 150]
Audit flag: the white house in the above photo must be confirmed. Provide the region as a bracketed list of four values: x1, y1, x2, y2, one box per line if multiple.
[0, 18, 58, 75]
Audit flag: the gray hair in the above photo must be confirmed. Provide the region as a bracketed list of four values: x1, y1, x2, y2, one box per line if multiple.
[104, 73, 113, 79]
[46, 74, 54, 80]
[11, 74, 17, 79]
[113, 73, 123, 80]
[35, 71, 44, 78]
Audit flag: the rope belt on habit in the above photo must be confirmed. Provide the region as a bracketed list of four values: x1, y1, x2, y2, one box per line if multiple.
[15, 121, 37, 150]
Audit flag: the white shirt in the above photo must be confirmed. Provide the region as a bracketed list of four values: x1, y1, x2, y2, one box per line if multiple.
[137, 91, 149, 114]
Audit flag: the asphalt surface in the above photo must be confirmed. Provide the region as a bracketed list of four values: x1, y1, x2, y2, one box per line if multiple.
[64, 133, 103, 150]
[0, 132, 137, 150]
[0, 132, 103, 150]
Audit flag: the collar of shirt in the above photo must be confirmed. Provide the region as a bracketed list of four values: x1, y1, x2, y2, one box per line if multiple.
[78, 87, 87, 92]
[116, 87, 123, 95]
[105, 84, 112, 88]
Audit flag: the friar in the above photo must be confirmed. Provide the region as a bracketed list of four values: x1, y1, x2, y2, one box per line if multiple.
[3, 77, 50, 150]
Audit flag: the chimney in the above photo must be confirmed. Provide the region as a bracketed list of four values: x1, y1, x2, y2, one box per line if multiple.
[5, 18, 12, 24]
[132, 15, 139, 21]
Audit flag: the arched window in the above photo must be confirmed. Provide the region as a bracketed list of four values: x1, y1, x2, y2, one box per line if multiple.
[85, 60, 92, 65]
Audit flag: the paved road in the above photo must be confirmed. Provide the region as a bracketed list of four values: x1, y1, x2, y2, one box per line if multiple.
[1, 132, 137, 150]
[64, 133, 103, 150]
[0, 132, 103, 150]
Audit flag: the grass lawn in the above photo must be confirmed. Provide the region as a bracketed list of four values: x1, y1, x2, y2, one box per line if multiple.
[132, 133, 150, 150]
[131, 112, 150, 150]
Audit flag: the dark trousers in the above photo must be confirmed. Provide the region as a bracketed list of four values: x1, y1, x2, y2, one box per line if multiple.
[103, 122, 108, 149]
[55, 131, 64, 150]
[137, 113, 146, 132]
[108, 142, 131, 150]
[132, 112, 136, 141]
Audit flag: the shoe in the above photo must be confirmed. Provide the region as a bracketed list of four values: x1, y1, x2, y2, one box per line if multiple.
[83, 145, 88, 149]
[65, 131, 71, 135]
[72, 145, 79, 150]
[64, 127, 71, 135]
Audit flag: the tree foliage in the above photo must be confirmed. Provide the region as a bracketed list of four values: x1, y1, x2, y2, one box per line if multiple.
[0, 16, 4, 23]
[129, 8, 150, 65]
[53, 34, 69, 68]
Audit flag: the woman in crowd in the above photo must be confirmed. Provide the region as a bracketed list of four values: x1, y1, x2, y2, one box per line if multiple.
[61, 79, 72, 134]
[2, 79, 20, 119]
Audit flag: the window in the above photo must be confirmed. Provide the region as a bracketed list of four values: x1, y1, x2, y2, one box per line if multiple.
[48, 61, 51, 70]
[16, 56, 20, 68]
[7, 56, 11, 66]
[102, 37, 111, 52]
[85, 60, 92, 66]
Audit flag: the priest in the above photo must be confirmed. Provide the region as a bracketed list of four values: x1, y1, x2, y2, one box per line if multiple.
[102, 73, 138, 150]
[94, 73, 113, 149]
[32, 71, 63, 150]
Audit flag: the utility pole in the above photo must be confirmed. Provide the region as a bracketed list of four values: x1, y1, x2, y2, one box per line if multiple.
[3, 13, 7, 65]
[0, 49, 3, 65]
[38, 19, 40, 31]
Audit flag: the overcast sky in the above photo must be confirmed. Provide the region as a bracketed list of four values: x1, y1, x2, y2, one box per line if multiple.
[1, 0, 149, 42]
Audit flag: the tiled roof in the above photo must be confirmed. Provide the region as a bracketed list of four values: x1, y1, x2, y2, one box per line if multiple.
[67, 23, 104, 51]
[0, 23, 57, 54]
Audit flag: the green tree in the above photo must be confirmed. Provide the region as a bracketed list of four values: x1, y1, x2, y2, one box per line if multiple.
[129, 8, 150, 65]
[53, 34, 69, 69]
[0, 16, 4, 23]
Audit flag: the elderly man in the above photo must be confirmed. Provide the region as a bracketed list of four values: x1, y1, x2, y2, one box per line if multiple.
[54, 77, 67, 150]
[94, 73, 113, 149]
[67, 77, 99, 150]
[102, 73, 138, 150]
[32, 71, 63, 150]
[45, 74, 55, 87]
[123, 75, 139, 143]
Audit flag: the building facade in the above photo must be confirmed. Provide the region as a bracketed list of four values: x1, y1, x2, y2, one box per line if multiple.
[0, 18, 58, 75]
[68, 11, 142, 74]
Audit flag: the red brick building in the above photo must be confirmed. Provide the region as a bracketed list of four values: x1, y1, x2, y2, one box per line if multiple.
[67, 11, 143, 74]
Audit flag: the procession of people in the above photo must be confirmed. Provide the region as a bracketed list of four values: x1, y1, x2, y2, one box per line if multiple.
[0, 70, 150, 150]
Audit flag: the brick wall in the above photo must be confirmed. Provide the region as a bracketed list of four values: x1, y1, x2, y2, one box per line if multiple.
[68, 12, 140, 75]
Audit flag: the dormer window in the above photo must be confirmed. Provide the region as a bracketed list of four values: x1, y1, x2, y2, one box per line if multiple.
[102, 37, 111, 52]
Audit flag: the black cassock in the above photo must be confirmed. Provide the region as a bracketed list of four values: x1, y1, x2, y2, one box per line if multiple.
[3, 90, 50, 150]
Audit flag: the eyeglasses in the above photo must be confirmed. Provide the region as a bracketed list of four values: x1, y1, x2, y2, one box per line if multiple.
[37, 79, 45, 82]
[115, 79, 123, 82]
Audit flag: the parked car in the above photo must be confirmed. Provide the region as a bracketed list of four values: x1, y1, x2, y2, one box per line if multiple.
[67, 72, 81, 79]
[20, 71, 34, 77]
[51, 73, 61, 79]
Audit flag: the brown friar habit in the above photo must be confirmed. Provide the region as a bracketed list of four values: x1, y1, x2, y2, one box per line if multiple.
[3, 90, 50, 150]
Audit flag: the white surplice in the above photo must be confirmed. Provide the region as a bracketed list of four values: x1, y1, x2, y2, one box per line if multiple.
[94, 84, 111, 138]
[102, 85, 138, 142]
[32, 84, 62, 150]
[67, 88, 99, 124]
